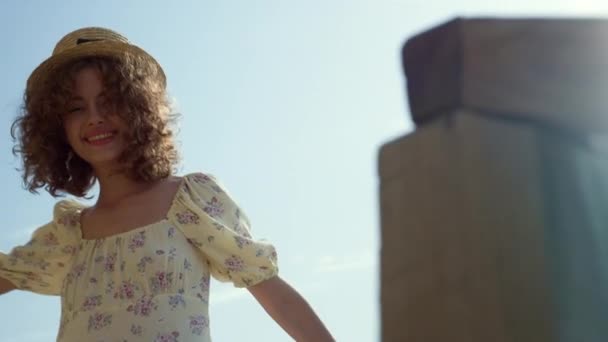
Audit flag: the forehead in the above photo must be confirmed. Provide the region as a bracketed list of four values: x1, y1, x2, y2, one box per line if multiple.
[68, 66, 105, 98]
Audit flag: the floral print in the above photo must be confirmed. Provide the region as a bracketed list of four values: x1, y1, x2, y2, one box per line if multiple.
[74, 262, 87, 275]
[150, 271, 174, 293]
[82, 295, 103, 311]
[57, 211, 79, 227]
[234, 235, 251, 249]
[131, 324, 143, 336]
[183, 258, 192, 271]
[127, 295, 158, 317]
[137, 256, 153, 273]
[43, 232, 60, 246]
[128, 231, 146, 252]
[189, 315, 209, 335]
[168, 247, 177, 261]
[224, 255, 246, 272]
[105, 280, 115, 295]
[114, 280, 138, 299]
[191, 173, 211, 184]
[0, 173, 279, 341]
[94, 253, 117, 272]
[154, 331, 180, 342]
[202, 197, 224, 218]
[88, 312, 112, 331]
[196, 276, 210, 303]
[168, 294, 186, 310]
[176, 210, 199, 225]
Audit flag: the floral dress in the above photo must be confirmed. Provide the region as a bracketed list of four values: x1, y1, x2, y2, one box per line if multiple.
[0, 173, 279, 341]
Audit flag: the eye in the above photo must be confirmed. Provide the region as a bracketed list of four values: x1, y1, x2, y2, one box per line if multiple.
[98, 96, 114, 111]
[67, 107, 83, 114]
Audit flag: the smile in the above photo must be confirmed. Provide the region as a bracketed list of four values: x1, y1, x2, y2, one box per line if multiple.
[84, 131, 117, 145]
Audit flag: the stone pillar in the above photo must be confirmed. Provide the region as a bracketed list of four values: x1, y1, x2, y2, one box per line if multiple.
[379, 18, 608, 342]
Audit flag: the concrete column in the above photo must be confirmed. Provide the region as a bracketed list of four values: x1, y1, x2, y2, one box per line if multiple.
[379, 18, 608, 342]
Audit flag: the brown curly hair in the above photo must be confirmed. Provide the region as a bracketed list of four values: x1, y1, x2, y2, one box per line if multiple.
[11, 55, 179, 197]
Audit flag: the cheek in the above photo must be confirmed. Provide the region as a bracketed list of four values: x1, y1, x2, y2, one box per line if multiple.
[62, 120, 81, 147]
[110, 117, 130, 140]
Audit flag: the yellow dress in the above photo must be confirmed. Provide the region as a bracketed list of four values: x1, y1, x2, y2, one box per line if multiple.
[0, 173, 279, 341]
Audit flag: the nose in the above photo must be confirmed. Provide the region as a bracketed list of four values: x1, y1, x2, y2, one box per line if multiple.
[86, 102, 106, 125]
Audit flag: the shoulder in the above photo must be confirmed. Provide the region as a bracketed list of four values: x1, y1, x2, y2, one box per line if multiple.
[52, 199, 85, 230]
[182, 171, 217, 184]
[181, 172, 225, 194]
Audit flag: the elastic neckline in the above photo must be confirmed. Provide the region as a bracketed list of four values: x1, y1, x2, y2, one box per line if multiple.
[77, 174, 190, 242]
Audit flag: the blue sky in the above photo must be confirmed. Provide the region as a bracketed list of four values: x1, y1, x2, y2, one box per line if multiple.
[0, 1, 606, 341]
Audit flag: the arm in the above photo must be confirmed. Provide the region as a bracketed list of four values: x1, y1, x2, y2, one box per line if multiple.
[0, 276, 16, 295]
[248, 275, 334, 342]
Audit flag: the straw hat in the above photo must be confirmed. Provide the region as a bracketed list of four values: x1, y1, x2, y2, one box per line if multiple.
[26, 27, 166, 94]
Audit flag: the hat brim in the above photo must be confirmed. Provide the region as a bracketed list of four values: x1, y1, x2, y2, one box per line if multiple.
[26, 40, 166, 94]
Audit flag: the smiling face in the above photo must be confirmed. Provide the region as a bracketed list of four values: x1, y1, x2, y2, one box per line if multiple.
[62, 66, 128, 171]
[14, 55, 178, 197]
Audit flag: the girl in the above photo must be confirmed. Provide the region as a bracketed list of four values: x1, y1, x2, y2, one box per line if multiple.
[0, 27, 334, 341]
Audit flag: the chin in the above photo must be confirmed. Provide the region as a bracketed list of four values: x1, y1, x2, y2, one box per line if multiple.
[78, 149, 125, 169]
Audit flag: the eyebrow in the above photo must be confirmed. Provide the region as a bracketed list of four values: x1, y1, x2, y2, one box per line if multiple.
[68, 91, 108, 102]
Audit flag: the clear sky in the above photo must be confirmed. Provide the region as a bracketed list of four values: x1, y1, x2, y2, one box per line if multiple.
[0, 1, 606, 341]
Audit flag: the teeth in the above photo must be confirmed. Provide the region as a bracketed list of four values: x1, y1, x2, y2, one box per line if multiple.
[87, 133, 114, 142]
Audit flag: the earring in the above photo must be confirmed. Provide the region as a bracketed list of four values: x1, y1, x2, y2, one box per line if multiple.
[65, 150, 74, 181]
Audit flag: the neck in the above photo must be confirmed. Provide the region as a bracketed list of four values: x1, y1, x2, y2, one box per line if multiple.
[94, 167, 157, 208]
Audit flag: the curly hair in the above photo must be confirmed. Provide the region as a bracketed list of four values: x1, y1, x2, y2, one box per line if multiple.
[11, 55, 179, 197]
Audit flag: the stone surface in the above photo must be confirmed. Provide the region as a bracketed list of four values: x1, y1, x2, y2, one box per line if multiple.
[403, 18, 608, 133]
[381, 18, 608, 341]
[380, 111, 553, 341]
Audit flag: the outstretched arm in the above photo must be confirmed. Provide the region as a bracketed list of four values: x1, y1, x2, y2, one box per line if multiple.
[0, 277, 15, 295]
[248, 275, 334, 341]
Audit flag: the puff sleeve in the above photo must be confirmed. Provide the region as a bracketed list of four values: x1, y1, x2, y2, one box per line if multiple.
[172, 173, 279, 288]
[0, 200, 81, 295]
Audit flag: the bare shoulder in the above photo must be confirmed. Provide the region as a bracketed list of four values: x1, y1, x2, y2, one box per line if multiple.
[160, 175, 183, 194]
